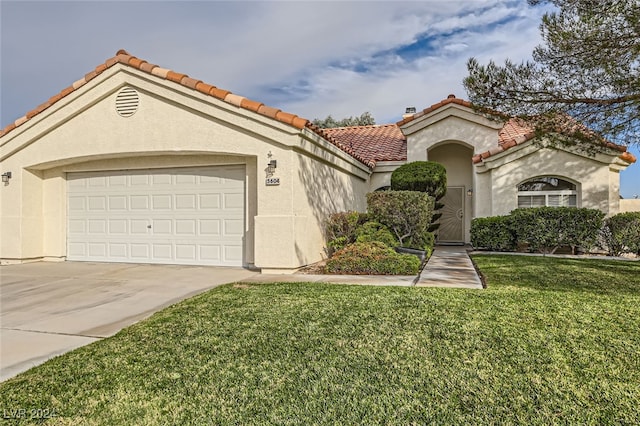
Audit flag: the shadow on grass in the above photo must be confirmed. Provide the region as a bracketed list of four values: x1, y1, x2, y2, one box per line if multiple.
[471, 254, 640, 296]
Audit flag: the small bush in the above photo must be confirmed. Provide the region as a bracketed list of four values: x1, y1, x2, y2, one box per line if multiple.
[601, 212, 640, 256]
[367, 191, 434, 249]
[511, 207, 604, 254]
[355, 221, 398, 247]
[324, 242, 420, 275]
[325, 211, 368, 255]
[471, 216, 516, 251]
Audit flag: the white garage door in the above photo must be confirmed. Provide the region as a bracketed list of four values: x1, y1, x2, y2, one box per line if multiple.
[67, 165, 245, 266]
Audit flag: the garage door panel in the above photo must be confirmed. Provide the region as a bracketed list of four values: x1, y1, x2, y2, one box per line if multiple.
[68, 243, 86, 257]
[175, 220, 196, 235]
[224, 219, 244, 236]
[224, 193, 244, 209]
[130, 220, 149, 234]
[108, 175, 127, 186]
[152, 245, 172, 260]
[130, 196, 149, 210]
[176, 245, 196, 261]
[109, 220, 127, 234]
[88, 243, 107, 257]
[152, 195, 173, 209]
[87, 220, 107, 234]
[199, 245, 221, 262]
[130, 175, 149, 186]
[88, 197, 107, 211]
[200, 219, 220, 235]
[199, 194, 221, 209]
[224, 245, 243, 263]
[109, 196, 127, 210]
[67, 166, 245, 266]
[129, 244, 149, 259]
[175, 194, 196, 209]
[68, 220, 86, 234]
[109, 243, 128, 258]
[87, 176, 108, 188]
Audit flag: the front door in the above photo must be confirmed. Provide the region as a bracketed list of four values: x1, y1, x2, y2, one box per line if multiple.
[437, 186, 464, 243]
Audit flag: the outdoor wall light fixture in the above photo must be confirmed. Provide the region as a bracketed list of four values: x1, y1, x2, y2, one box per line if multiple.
[1, 172, 11, 184]
[467, 188, 473, 197]
[266, 151, 277, 175]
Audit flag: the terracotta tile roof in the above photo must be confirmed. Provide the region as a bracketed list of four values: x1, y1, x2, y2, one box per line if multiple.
[315, 124, 406, 168]
[1, 49, 401, 168]
[472, 116, 636, 164]
[3, 55, 635, 168]
[0, 49, 309, 136]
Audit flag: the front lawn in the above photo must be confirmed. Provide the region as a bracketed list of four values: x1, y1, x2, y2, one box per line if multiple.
[1, 256, 639, 424]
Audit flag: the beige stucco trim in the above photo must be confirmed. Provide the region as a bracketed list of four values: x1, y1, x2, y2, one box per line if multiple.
[401, 103, 503, 137]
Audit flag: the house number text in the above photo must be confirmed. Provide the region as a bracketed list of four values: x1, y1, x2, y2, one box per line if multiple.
[265, 178, 280, 186]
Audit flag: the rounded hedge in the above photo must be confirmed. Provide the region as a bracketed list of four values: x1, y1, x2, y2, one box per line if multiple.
[390, 161, 447, 199]
[324, 242, 420, 275]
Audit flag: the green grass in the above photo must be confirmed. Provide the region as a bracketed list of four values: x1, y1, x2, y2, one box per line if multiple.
[1, 256, 639, 425]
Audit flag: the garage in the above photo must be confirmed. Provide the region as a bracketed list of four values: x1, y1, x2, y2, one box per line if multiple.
[66, 165, 245, 266]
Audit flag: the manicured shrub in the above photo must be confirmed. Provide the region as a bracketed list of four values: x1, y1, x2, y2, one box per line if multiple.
[510, 207, 604, 254]
[354, 221, 398, 247]
[471, 216, 516, 251]
[600, 212, 640, 256]
[325, 211, 368, 254]
[390, 161, 447, 199]
[324, 242, 421, 275]
[391, 161, 447, 236]
[366, 191, 434, 249]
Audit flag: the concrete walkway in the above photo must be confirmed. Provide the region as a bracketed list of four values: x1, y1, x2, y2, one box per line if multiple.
[244, 245, 483, 289]
[415, 245, 484, 289]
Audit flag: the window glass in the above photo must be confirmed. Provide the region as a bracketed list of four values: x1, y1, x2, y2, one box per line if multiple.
[517, 177, 576, 192]
[517, 177, 578, 208]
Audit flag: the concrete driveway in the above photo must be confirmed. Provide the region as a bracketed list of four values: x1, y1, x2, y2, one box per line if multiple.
[0, 261, 258, 382]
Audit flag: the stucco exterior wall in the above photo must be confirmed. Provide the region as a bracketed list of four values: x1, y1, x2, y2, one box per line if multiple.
[620, 199, 640, 212]
[369, 162, 405, 192]
[476, 144, 619, 217]
[0, 66, 370, 271]
[254, 150, 368, 272]
[403, 106, 502, 163]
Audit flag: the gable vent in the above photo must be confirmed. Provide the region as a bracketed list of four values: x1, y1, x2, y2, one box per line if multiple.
[115, 87, 139, 117]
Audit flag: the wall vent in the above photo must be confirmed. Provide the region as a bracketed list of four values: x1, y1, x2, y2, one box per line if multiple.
[115, 87, 139, 117]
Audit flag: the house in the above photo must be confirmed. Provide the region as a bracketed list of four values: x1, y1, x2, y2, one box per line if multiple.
[0, 50, 635, 272]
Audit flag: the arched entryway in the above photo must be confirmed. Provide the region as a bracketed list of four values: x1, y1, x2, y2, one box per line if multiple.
[427, 142, 474, 244]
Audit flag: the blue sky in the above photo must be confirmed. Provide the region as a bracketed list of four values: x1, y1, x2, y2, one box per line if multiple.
[2, 0, 638, 197]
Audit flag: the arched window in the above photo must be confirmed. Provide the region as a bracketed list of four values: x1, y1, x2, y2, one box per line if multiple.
[517, 177, 578, 208]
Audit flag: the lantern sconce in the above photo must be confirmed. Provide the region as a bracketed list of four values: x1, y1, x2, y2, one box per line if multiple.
[467, 188, 473, 197]
[266, 151, 277, 176]
[1, 172, 11, 185]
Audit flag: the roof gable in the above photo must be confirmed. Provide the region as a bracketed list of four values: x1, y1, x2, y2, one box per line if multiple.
[0, 50, 309, 139]
[398, 95, 635, 165]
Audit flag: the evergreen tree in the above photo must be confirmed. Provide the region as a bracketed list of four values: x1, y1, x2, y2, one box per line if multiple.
[312, 112, 375, 128]
[464, 0, 640, 147]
